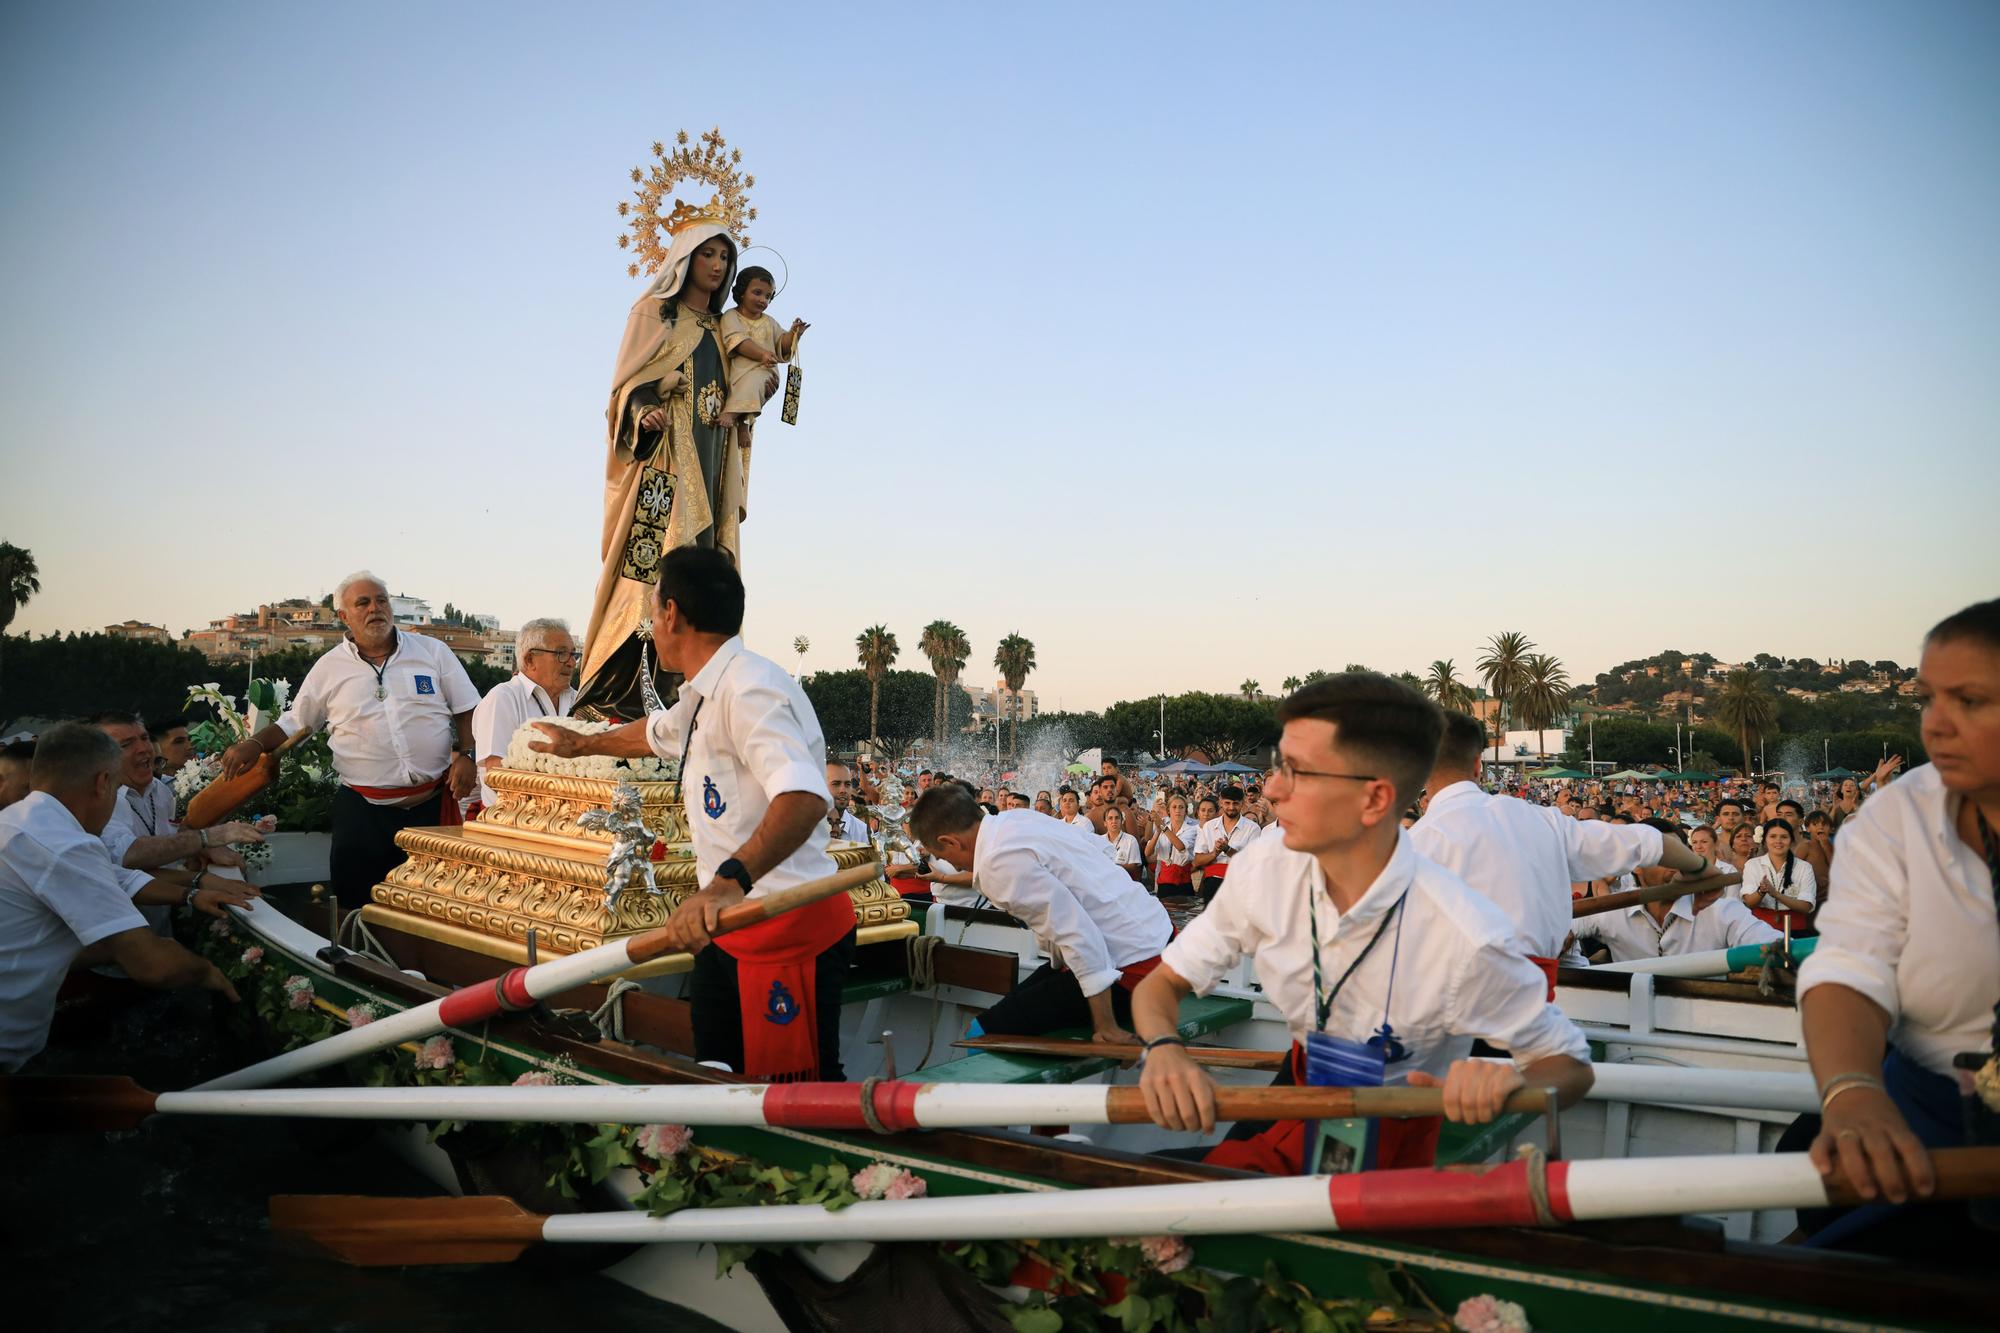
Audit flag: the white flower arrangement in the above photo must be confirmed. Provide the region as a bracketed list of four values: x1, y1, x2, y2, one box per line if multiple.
[501, 719, 679, 782]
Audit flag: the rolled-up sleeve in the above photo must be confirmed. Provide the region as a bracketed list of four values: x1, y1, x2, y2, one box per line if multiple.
[1796, 806, 1906, 1021]
[472, 688, 525, 765]
[645, 695, 697, 764]
[439, 650, 481, 713]
[1562, 816, 1662, 883]
[1161, 890, 1251, 995]
[1454, 941, 1591, 1067]
[732, 681, 829, 806]
[33, 841, 147, 946]
[279, 658, 331, 738]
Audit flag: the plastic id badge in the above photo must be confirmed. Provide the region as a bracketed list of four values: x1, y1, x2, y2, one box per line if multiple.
[1305, 1029, 1386, 1175]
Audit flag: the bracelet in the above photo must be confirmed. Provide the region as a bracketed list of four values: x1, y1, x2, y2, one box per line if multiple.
[183, 875, 205, 909]
[1819, 1073, 1886, 1114]
[1140, 1035, 1186, 1052]
[198, 827, 210, 848]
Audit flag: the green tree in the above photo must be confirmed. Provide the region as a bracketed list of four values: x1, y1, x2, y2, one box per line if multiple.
[792, 635, 809, 675]
[1281, 676, 1302, 694]
[0, 541, 40, 699]
[1423, 659, 1473, 712]
[1240, 678, 1260, 700]
[855, 625, 898, 745]
[1477, 631, 1534, 740]
[1713, 668, 1779, 773]
[1514, 653, 1571, 757]
[1302, 669, 1329, 685]
[994, 633, 1036, 759]
[920, 620, 955, 745]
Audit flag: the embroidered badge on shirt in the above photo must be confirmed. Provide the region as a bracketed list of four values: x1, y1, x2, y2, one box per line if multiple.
[765, 980, 799, 1025]
[414, 675, 435, 695]
[701, 775, 726, 819]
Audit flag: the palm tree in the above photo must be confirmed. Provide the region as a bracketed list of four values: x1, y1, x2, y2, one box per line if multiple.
[1713, 668, 1779, 774]
[1514, 653, 1572, 757]
[791, 635, 809, 677]
[1423, 659, 1474, 712]
[993, 633, 1036, 760]
[941, 623, 970, 740]
[1240, 678, 1260, 700]
[855, 625, 898, 745]
[1281, 675, 1302, 694]
[1477, 631, 1535, 743]
[1302, 669, 1328, 684]
[919, 620, 955, 744]
[0, 542, 40, 697]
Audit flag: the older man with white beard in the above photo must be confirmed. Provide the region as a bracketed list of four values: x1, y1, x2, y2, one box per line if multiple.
[220, 571, 480, 912]
[471, 618, 578, 811]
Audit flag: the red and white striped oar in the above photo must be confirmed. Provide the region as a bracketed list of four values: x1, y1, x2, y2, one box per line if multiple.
[0, 1076, 1546, 1134]
[275, 1147, 2000, 1264]
[195, 862, 880, 1092]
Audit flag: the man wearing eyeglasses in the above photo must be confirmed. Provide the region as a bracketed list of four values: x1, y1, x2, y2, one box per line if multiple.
[470, 618, 579, 810]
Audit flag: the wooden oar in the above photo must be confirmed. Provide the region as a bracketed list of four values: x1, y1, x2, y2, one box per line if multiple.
[193, 861, 880, 1092]
[1572, 870, 1742, 918]
[186, 728, 311, 829]
[271, 1146, 2000, 1264]
[0, 1074, 1543, 1134]
[953, 1035, 1287, 1070]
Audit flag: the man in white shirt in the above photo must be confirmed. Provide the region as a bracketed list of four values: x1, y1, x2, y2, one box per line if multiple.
[1192, 784, 1260, 898]
[220, 571, 481, 912]
[823, 761, 872, 845]
[471, 617, 579, 809]
[1, 725, 243, 1070]
[1795, 599, 2000, 1253]
[0, 739, 32, 812]
[912, 785, 1173, 1043]
[1136, 674, 1592, 1174]
[532, 546, 850, 1081]
[1571, 826, 1781, 962]
[1412, 712, 1711, 992]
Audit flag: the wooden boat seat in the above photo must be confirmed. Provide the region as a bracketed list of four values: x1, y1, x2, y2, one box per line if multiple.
[908, 995, 1254, 1087]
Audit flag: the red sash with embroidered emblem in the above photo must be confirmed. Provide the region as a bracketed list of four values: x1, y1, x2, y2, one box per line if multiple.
[714, 892, 853, 1081]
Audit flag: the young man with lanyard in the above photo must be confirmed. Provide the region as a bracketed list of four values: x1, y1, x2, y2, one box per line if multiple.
[1135, 674, 1592, 1174]
[1793, 598, 2000, 1261]
[531, 546, 850, 1082]
[1411, 711, 1713, 996]
[911, 783, 1173, 1043]
[1191, 784, 1260, 898]
[220, 572, 480, 912]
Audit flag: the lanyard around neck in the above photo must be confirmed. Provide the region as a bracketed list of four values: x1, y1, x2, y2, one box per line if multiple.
[1308, 886, 1408, 1032]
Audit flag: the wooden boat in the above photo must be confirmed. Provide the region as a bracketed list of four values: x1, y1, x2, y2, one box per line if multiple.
[140, 764, 1993, 1331]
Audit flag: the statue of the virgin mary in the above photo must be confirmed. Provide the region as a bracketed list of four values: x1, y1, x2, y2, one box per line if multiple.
[574, 217, 751, 719]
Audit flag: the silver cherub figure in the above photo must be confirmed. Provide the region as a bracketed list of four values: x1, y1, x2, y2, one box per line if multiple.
[579, 781, 659, 908]
[864, 770, 915, 863]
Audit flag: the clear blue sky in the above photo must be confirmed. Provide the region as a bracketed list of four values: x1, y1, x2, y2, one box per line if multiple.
[4, 1, 1995, 708]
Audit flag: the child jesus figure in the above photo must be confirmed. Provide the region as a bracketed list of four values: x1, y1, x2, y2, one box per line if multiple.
[719, 265, 808, 456]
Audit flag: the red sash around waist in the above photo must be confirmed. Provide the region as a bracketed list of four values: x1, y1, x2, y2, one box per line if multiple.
[1155, 864, 1192, 887]
[1200, 1043, 1442, 1175]
[713, 891, 854, 1082]
[890, 876, 929, 897]
[347, 777, 461, 826]
[1526, 955, 1559, 1003]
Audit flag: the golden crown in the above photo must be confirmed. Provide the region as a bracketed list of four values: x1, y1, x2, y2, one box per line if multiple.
[616, 128, 757, 278]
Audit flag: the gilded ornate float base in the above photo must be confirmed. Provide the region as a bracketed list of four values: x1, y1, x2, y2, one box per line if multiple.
[473, 770, 687, 852]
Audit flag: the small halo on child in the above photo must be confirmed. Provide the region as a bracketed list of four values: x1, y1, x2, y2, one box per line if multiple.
[735, 245, 789, 298]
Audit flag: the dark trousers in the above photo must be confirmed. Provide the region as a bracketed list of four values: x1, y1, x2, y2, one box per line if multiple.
[689, 928, 857, 1080]
[329, 786, 442, 912]
[976, 962, 1134, 1037]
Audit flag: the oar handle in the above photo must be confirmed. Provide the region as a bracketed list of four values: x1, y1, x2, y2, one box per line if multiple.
[1573, 871, 1742, 918]
[184, 726, 314, 829]
[625, 862, 881, 966]
[1106, 1084, 1554, 1122]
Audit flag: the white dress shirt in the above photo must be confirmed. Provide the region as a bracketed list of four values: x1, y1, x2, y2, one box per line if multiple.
[1798, 764, 2000, 1079]
[1195, 815, 1261, 866]
[0, 792, 149, 1070]
[1411, 780, 1665, 957]
[470, 673, 576, 806]
[1738, 853, 1818, 909]
[281, 631, 481, 803]
[1151, 817, 1199, 867]
[100, 787, 171, 933]
[1103, 831, 1143, 867]
[1572, 894, 1780, 963]
[834, 810, 871, 845]
[645, 637, 835, 900]
[971, 810, 1173, 996]
[1163, 831, 1589, 1080]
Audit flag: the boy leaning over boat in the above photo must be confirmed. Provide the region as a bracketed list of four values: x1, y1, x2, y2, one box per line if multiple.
[1134, 673, 1594, 1174]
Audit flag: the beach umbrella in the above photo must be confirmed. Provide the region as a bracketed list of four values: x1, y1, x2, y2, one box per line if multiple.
[1600, 769, 1650, 781]
[1812, 767, 1858, 781]
[1529, 767, 1588, 779]
[1063, 762, 1093, 774]
[1207, 761, 1263, 775]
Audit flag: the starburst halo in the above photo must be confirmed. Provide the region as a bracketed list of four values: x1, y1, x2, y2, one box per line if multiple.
[616, 127, 757, 278]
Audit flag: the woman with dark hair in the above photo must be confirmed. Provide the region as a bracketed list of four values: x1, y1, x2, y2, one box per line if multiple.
[1739, 816, 1818, 927]
[578, 224, 757, 719]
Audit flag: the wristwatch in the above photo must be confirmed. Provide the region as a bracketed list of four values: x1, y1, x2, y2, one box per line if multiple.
[183, 873, 207, 910]
[715, 857, 754, 894]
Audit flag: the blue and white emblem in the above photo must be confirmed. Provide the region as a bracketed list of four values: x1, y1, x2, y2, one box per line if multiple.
[765, 980, 799, 1025]
[701, 775, 727, 819]
[413, 674, 435, 695]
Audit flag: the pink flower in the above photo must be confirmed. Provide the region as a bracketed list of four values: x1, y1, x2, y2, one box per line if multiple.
[1454, 1295, 1531, 1333]
[415, 1035, 455, 1071]
[513, 1070, 556, 1086]
[241, 947, 264, 966]
[633, 1123, 693, 1161]
[283, 976, 313, 1010]
[883, 1171, 927, 1201]
[1138, 1234, 1191, 1274]
[207, 918, 232, 938]
[344, 1004, 378, 1027]
[854, 1162, 925, 1201]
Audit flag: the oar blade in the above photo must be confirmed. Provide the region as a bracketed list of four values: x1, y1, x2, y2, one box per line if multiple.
[0, 1074, 157, 1134]
[270, 1194, 545, 1267]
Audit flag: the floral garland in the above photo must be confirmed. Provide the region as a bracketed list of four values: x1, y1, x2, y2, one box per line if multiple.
[502, 718, 679, 782]
[191, 919, 1526, 1332]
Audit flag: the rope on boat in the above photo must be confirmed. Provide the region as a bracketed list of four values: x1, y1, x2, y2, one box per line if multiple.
[904, 935, 947, 1071]
[1516, 1143, 1557, 1226]
[337, 911, 401, 970]
[589, 977, 644, 1043]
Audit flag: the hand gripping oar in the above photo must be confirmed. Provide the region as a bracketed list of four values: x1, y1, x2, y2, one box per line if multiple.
[0, 1075, 1552, 1135]
[1571, 870, 1742, 919]
[271, 1146, 2000, 1264]
[951, 1035, 1288, 1070]
[192, 861, 880, 1092]
[186, 728, 311, 829]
